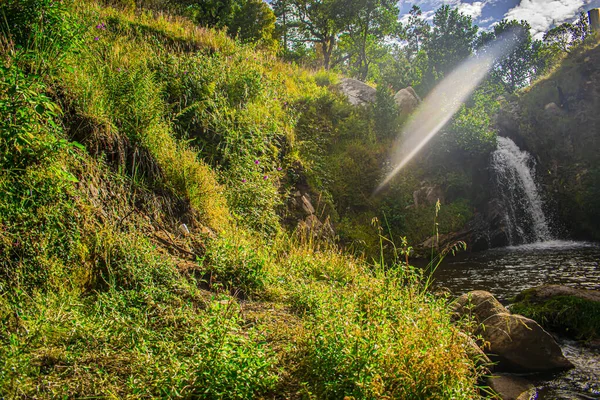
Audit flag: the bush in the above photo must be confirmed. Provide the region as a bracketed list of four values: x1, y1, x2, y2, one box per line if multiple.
[294, 270, 479, 399]
[201, 235, 268, 297]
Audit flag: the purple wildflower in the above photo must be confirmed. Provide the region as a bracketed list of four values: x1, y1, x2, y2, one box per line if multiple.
[263, 175, 268, 180]
[241, 179, 247, 183]
[117, 67, 121, 72]
[254, 160, 260, 165]
[94, 37, 100, 41]
[277, 167, 282, 171]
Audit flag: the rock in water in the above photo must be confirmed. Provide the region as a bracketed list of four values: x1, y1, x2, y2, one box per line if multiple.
[486, 374, 536, 400]
[479, 313, 573, 373]
[451, 290, 508, 323]
[338, 78, 376, 106]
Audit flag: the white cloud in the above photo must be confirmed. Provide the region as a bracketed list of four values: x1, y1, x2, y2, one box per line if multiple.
[398, 0, 496, 23]
[458, 1, 487, 19]
[504, 0, 591, 40]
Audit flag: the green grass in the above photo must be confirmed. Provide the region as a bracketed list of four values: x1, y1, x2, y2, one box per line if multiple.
[0, 0, 487, 398]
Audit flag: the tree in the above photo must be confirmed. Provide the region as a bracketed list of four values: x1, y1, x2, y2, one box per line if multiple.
[543, 12, 591, 54]
[484, 20, 539, 93]
[287, 0, 349, 69]
[424, 6, 478, 79]
[229, 0, 278, 48]
[404, 5, 431, 59]
[189, 0, 241, 29]
[337, 0, 399, 80]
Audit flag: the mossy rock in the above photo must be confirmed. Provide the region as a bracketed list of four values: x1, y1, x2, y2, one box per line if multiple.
[511, 285, 600, 342]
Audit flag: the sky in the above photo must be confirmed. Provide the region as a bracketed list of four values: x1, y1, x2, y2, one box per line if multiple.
[398, 0, 600, 39]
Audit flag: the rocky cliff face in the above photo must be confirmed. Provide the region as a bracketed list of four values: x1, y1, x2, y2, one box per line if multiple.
[496, 41, 600, 240]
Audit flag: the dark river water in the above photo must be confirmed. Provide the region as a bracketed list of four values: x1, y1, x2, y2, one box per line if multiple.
[432, 240, 600, 400]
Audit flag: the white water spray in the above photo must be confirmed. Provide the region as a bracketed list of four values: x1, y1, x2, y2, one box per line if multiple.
[491, 136, 552, 244]
[376, 34, 520, 193]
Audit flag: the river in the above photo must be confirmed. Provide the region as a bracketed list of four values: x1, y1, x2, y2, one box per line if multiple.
[433, 240, 600, 399]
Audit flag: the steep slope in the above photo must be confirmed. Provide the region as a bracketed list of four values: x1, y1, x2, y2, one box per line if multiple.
[0, 1, 483, 398]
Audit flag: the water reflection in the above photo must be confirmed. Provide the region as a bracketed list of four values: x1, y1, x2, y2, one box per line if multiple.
[433, 240, 600, 301]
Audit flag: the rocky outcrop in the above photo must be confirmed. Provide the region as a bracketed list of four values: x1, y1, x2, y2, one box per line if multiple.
[338, 78, 376, 106]
[412, 184, 444, 208]
[495, 43, 600, 241]
[487, 374, 536, 400]
[453, 291, 573, 373]
[394, 86, 421, 115]
[297, 214, 335, 241]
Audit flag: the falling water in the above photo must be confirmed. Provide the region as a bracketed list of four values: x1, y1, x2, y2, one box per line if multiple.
[491, 136, 552, 244]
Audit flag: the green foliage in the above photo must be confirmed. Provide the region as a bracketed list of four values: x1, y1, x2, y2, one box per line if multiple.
[201, 235, 268, 297]
[292, 267, 479, 399]
[446, 87, 499, 157]
[0, 289, 278, 398]
[423, 5, 478, 86]
[228, 0, 278, 49]
[511, 294, 600, 341]
[0, 2, 487, 398]
[373, 83, 399, 138]
[0, 166, 79, 293]
[0, 0, 79, 53]
[544, 12, 591, 54]
[482, 19, 540, 93]
[0, 64, 66, 169]
[403, 200, 473, 245]
[188, 0, 241, 29]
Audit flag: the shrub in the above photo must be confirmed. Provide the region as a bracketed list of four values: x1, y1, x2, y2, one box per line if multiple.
[201, 235, 268, 297]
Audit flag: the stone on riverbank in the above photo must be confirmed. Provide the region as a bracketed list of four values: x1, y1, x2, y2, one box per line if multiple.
[453, 291, 573, 373]
[479, 313, 573, 372]
[451, 290, 508, 323]
[486, 374, 536, 400]
[511, 285, 600, 341]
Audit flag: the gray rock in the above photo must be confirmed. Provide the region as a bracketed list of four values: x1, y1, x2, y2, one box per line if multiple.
[486, 374, 536, 400]
[300, 194, 315, 215]
[338, 78, 376, 106]
[544, 102, 563, 116]
[478, 313, 573, 373]
[394, 87, 421, 115]
[412, 184, 444, 208]
[297, 214, 335, 241]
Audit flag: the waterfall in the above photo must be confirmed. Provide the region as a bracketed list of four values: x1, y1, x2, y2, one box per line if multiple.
[491, 136, 552, 244]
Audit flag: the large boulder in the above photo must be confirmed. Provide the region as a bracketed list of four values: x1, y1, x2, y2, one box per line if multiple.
[514, 284, 600, 303]
[394, 86, 421, 115]
[478, 313, 573, 373]
[487, 374, 536, 400]
[511, 285, 600, 340]
[452, 290, 508, 323]
[338, 78, 376, 106]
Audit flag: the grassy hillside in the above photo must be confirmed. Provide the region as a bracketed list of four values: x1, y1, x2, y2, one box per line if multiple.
[0, 1, 484, 398]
